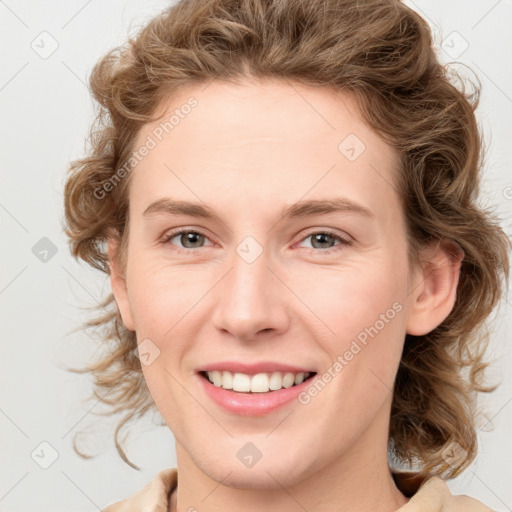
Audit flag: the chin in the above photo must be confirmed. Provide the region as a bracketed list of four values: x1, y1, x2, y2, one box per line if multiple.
[197, 451, 316, 491]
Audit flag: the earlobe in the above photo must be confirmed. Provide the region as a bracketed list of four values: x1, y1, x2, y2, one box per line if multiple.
[107, 236, 136, 332]
[405, 240, 464, 336]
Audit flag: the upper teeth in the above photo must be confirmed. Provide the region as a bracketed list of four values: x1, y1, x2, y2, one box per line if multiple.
[206, 371, 311, 393]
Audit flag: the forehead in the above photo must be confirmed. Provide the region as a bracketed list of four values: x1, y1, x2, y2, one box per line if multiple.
[128, 78, 400, 219]
[138, 78, 385, 149]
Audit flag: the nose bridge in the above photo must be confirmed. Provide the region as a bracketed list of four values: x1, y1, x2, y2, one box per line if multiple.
[211, 238, 289, 339]
[231, 244, 270, 302]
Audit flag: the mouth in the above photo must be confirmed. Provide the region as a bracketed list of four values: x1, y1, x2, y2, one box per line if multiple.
[199, 370, 317, 394]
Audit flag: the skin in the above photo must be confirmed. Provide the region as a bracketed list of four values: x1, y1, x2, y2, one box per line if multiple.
[108, 78, 462, 512]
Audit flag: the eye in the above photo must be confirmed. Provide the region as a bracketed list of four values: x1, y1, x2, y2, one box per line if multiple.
[296, 230, 353, 254]
[160, 228, 353, 255]
[160, 229, 213, 253]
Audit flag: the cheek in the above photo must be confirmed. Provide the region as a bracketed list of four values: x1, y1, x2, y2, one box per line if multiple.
[126, 257, 209, 334]
[294, 261, 406, 334]
[298, 258, 409, 396]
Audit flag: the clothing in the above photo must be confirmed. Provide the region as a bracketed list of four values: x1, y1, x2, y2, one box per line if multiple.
[102, 467, 494, 512]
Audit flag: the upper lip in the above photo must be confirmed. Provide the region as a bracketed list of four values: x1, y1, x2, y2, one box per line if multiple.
[197, 361, 316, 375]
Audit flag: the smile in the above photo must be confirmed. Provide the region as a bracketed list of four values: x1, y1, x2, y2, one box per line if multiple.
[197, 369, 318, 416]
[202, 370, 315, 393]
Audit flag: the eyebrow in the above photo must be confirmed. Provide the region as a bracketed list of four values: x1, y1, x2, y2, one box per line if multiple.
[143, 197, 374, 221]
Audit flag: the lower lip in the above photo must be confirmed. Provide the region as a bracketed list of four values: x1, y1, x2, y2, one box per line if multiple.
[197, 372, 316, 416]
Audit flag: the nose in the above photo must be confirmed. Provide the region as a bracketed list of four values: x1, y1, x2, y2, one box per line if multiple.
[211, 246, 290, 342]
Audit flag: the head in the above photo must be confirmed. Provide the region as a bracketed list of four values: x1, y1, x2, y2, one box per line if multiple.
[63, 0, 510, 483]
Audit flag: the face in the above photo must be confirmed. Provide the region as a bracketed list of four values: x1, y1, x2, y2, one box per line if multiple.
[109, 79, 449, 489]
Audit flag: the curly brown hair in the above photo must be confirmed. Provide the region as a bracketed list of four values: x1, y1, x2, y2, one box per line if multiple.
[63, 0, 510, 477]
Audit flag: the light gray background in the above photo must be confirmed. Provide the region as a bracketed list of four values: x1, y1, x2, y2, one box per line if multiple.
[1, 1, 511, 511]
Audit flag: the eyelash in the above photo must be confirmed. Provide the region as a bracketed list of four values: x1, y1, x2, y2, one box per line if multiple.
[160, 228, 353, 256]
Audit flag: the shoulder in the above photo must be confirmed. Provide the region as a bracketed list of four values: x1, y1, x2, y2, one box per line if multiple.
[102, 467, 177, 512]
[394, 472, 495, 512]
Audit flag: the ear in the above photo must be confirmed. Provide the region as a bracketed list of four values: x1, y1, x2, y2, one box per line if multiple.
[107, 236, 136, 332]
[405, 240, 464, 336]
